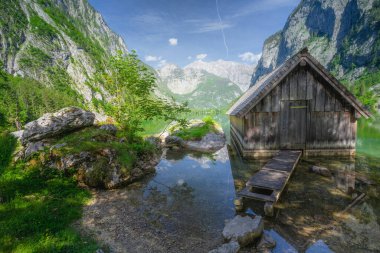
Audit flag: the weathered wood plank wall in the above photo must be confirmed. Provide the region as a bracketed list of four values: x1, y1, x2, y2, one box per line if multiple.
[233, 65, 357, 151]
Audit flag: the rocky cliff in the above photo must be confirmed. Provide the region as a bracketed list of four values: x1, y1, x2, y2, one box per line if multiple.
[185, 60, 255, 92]
[0, 0, 127, 102]
[251, 0, 380, 85]
[156, 63, 243, 109]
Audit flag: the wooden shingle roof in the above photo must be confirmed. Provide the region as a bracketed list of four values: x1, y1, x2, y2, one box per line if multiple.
[227, 48, 372, 119]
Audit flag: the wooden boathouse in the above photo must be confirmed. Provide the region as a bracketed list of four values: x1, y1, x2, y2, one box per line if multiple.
[227, 48, 371, 158]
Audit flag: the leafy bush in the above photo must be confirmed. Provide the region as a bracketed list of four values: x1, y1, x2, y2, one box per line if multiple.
[0, 133, 17, 169]
[95, 51, 188, 136]
[174, 117, 219, 141]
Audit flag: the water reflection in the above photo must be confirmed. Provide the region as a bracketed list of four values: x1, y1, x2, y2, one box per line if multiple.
[81, 138, 380, 253]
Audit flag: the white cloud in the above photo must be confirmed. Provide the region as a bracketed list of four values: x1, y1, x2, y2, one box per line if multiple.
[187, 56, 192, 60]
[238, 52, 262, 64]
[168, 38, 178, 46]
[145, 55, 162, 62]
[196, 54, 207, 60]
[186, 20, 233, 33]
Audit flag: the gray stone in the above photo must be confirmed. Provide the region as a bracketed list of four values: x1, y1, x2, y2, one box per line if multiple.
[10, 130, 24, 140]
[99, 124, 118, 135]
[184, 133, 226, 152]
[208, 241, 240, 253]
[165, 135, 184, 147]
[257, 231, 276, 252]
[309, 166, 332, 177]
[24, 141, 47, 158]
[222, 215, 264, 246]
[21, 107, 95, 145]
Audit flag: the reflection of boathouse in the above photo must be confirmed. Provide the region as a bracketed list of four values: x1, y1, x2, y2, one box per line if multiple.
[335, 163, 356, 194]
[227, 48, 371, 158]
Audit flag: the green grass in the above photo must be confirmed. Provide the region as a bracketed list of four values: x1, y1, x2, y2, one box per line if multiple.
[0, 133, 99, 252]
[53, 127, 155, 169]
[173, 116, 219, 141]
[140, 118, 171, 136]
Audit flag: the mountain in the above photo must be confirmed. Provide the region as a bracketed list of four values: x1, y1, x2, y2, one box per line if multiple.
[185, 60, 255, 92]
[0, 0, 127, 103]
[251, 0, 380, 85]
[156, 63, 243, 109]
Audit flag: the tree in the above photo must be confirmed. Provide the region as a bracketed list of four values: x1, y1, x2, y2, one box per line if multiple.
[97, 50, 188, 135]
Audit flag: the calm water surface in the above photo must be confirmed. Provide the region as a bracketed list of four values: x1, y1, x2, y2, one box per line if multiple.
[83, 117, 380, 253]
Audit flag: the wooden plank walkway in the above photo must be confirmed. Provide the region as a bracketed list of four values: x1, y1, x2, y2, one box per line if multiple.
[237, 150, 302, 216]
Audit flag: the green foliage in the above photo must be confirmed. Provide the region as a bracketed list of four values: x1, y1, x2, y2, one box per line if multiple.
[0, 162, 99, 252]
[348, 71, 380, 110]
[96, 51, 188, 136]
[40, 4, 105, 66]
[173, 117, 219, 141]
[0, 69, 80, 130]
[51, 126, 155, 170]
[0, 0, 28, 55]
[30, 15, 58, 39]
[0, 133, 17, 169]
[19, 46, 52, 70]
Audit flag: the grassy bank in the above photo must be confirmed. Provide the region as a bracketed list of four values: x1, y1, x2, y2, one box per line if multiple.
[0, 133, 99, 252]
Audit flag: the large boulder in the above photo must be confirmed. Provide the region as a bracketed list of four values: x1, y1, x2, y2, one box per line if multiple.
[47, 148, 158, 189]
[222, 215, 264, 246]
[21, 107, 95, 145]
[184, 133, 225, 152]
[164, 135, 184, 147]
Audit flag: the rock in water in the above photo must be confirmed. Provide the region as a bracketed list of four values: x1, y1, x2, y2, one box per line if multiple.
[222, 215, 264, 246]
[257, 230, 276, 252]
[309, 165, 332, 177]
[184, 133, 225, 152]
[305, 240, 334, 253]
[164, 135, 184, 147]
[21, 107, 95, 145]
[208, 241, 240, 253]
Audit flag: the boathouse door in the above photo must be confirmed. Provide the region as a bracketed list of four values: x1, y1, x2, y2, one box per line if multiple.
[280, 100, 308, 149]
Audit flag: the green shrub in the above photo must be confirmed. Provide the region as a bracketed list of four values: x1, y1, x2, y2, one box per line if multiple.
[174, 117, 219, 141]
[0, 133, 17, 169]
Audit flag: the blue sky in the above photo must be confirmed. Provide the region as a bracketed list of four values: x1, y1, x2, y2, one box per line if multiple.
[88, 0, 300, 68]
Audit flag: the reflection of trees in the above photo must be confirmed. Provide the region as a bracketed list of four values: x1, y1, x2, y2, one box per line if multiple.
[164, 148, 217, 162]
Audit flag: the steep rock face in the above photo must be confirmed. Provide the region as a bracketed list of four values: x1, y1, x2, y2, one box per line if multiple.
[185, 60, 255, 92]
[251, 0, 379, 85]
[156, 63, 242, 109]
[0, 0, 127, 103]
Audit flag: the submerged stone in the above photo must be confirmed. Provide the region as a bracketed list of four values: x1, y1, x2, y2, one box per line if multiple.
[208, 241, 240, 253]
[222, 215, 264, 246]
[305, 240, 334, 253]
[257, 230, 276, 252]
[266, 229, 298, 253]
[309, 165, 332, 177]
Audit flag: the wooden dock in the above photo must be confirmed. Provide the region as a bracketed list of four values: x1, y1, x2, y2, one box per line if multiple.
[237, 150, 302, 216]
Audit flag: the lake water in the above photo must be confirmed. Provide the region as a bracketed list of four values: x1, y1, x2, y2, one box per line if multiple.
[81, 118, 380, 253]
